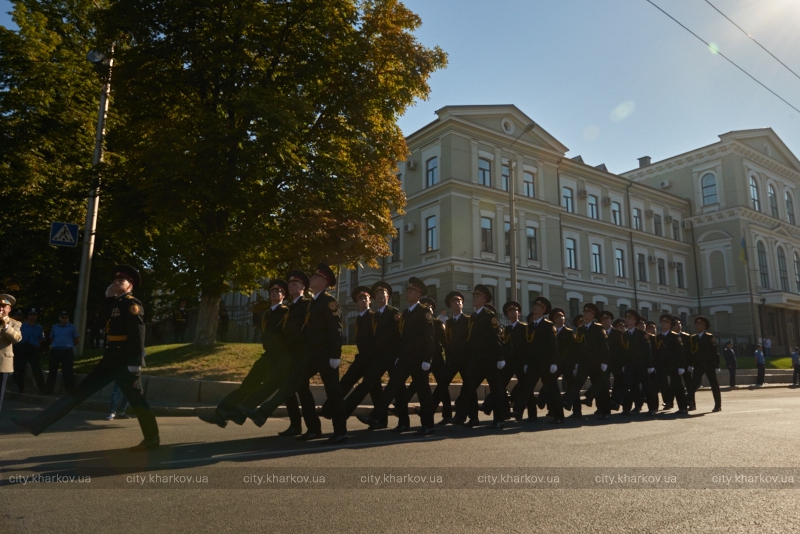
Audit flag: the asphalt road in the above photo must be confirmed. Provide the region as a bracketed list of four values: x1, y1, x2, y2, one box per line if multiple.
[2, 386, 800, 533]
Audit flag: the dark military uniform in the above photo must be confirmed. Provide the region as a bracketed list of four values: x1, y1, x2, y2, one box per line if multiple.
[431, 312, 470, 421]
[491, 321, 529, 417]
[619, 328, 658, 414]
[605, 327, 627, 407]
[15, 291, 159, 442]
[653, 330, 688, 411]
[554, 325, 582, 416]
[565, 321, 611, 416]
[514, 317, 563, 421]
[689, 332, 722, 411]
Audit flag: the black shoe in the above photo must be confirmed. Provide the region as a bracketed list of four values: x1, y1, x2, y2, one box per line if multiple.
[390, 424, 410, 433]
[316, 407, 332, 420]
[662, 403, 673, 410]
[562, 401, 573, 411]
[610, 401, 621, 411]
[536, 398, 547, 410]
[568, 413, 583, 419]
[464, 418, 480, 428]
[509, 411, 524, 421]
[688, 403, 696, 411]
[631, 406, 641, 414]
[621, 410, 631, 416]
[356, 415, 387, 429]
[712, 406, 721, 412]
[12, 417, 43, 436]
[581, 397, 593, 407]
[198, 411, 228, 429]
[278, 425, 302, 436]
[297, 430, 322, 441]
[525, 416, 538, 423]
[487, 421, 504, 430]
[450, 416, 466, 426]
[549, 417, 565, 424]
[436, 417, 453, 426]
[414, 426, 434, 436]
[328, 433, 349, 443]
[597, 414, 610, 420]
[218, 407, 247, 426]
[481, 404, 492, 416]
[238, 406, 267, 427]
[645, 410, 657, 417]
[677, 408, 689, 415]
[130, 436, 160, 452]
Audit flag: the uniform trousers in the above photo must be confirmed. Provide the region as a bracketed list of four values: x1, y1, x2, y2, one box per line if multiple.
[621, 366, 658, 412]
[455, 357, 506, 423]
[13, 344, 46, 392]
[657, 368, 688, 410]
[515, 364, 563, 420]
[44, 348, 75, 393]
[691, 367, 722, 408]
[566, 363, 610, 414]
[371, 357, 433, 428]
[430, 357, 465, 420]
[321, 354, 382, 419]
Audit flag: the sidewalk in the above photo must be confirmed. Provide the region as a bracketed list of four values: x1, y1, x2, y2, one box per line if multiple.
[8, 369, 797, 418]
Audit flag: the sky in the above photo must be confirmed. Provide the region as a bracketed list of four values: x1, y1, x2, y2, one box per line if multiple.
[3, 0, 800, 174]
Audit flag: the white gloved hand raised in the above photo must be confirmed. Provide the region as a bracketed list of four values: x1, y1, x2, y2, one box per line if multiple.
[647, 367, 655, 374]
[127, 366, 141, 373]
[329, 358, 340, 369]
[550, 364, 557, 374]
[600, 363, 608, 372]
[678, 368, 685, 375]
[497, 360, 506, 370]
[421, 361, 431, 371]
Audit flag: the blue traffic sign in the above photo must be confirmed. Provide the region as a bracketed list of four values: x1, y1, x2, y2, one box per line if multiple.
[50, 222, 79, 247]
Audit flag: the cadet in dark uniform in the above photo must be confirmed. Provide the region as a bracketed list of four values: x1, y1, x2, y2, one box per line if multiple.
[564, 303, 611, 419]
[451, 285, 507, 429]
[14, 265, 160, 451]
[600, 311, 626, 411]
[408, 296, 446, 423]
[550, 308, 582, 418]
[342, 281, 399, 427]
[358, 277, 436, 435]
[689, 315, 722, 412]
[431, 291, 469, 425]
[671, 320, 695, 410]
[488, 300, 528, 419]
[653, 314, 688, 414]
[618, 310, 658, 416]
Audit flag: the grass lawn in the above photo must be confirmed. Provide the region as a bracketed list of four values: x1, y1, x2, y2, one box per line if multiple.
[729, 356, 793, 370]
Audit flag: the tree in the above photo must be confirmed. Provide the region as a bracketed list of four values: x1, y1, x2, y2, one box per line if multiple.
[97, 0, 446, 345]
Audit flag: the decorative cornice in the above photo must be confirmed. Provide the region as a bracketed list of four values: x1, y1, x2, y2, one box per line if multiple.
[687, 206, 800, 240]
[734, 143, 800, 182]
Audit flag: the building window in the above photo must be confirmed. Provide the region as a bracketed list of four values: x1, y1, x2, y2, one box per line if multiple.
[390, 230, 400, 262]
[481, 217, 493, 252]
[632, 208, 642, 230]
[562, 187, 574, 213]
[478, 158, 491, 187]
[637, 253, 647, 281]
[786, 192, 796, 225]
[565, 238, 577, 269]
[523, 172, 535, 198]
[526, 227, 537, 260]
[350, 269, 358, 287]
[425, 215, 436, 252]
[676, 262, 685, 288]
[501, 164, 509, 192]
[653, 214, 662, 236]
[757, 241, 769, 288]
[641, 307, 649, 321]
[504, 222, 511, 256]
[657, 258, 666, 285]
[619, 303, 628, 318]
[569, 298, 579, 319]
[425, 157, 438, 187]
[750, 176, 761, 211]
[672, 220, 681, 242]
[614, 249, 625, 278]
[611, 201, 622, 225]
[588, 195, 599, 220]
[701, 173, 717, 205]
[769, 185, 779, 218]
[794, 253, 800, 293]
[528, 290, 540, 313]
[778, 247, 790, 292]
[591, 244, 602, 273]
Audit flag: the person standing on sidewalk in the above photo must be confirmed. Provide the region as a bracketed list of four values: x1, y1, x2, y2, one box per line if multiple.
[43, 311, 79, 394]
[14, 265, 160, 451]
[689, 316, 722, 412]
[723, 341, 737, 388]
[0, 294, 23, 414]
[763, 337, 772, 359]
[754, 344, 766, 386]
[15, 307, 47, 393]
[792, 347, 800, 386]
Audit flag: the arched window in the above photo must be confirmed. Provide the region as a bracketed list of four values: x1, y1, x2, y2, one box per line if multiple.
[757, 241, 770, 288]
[701, 173, 717, 205]
[769, 185, 779, 218]
[786, 192, 796, 225]
[750, 176, 761, 211]
[778, 247, 790, 292]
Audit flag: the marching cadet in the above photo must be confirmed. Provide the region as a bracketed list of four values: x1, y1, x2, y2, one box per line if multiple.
[619, 310, 658, 416]
[689, 316, 722, 413]
[431, 291, 469, 425]
[672, 319, 695, 410]
[342, 281, 399, 428]
[406, 296, 445, 425]
[14, 266, 160, 451]
[451, 285, 507, 429]
[653, 314, 689, 414]
[564, 303, 611, 419]
[486, 300, 528, 419]
[513, 297, 564, 423]
[549, 308, 582, 418]
[600, 311, 626, 411]
[358, 277, 436, 435]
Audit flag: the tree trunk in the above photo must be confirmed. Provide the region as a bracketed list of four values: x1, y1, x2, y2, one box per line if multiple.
[194, 291, 221, 346]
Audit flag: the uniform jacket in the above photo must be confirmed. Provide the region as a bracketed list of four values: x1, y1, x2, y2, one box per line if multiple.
[105, 293, 146, 367]
[690, 332, 719, 371]
[1, 317, 22, 373]
[466, 308, 503, 362]
[606, 328, 624, 369]
[574, 321, 610, 369]
[354, 309, 378, 361]
[620, 328, 654, 369]
[443, 313, 470, 362]
[397, 303, 435, 364]
[653, 330, 685, 371]
[373, 305, 401, 361]
[431, 318, 446, 365]
[556, 326, 577, 370]
[501, 321, 528, 366]
[525, 317, 559, 369]
[305, 292, 342, 362]
[260, 303, 289, 350]
[723, 347, 737, 369]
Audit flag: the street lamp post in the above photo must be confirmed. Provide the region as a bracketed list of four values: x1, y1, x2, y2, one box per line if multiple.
[74, 49, 113, 356]
[507, 123, 535, 302]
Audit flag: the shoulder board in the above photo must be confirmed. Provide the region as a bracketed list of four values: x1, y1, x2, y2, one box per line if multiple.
[518, 321, 528, 326]
[462, 313, 471, 319]
[485, 309, 496, 317]
[424, 310, 433, 322]
[125, 294, 135, 299]
[490, 316, 499, 327]
[542, 318, 554, 325]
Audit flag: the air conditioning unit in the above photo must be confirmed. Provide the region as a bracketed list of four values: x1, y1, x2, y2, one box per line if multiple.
[664, 215, 674, 224]
[601, 196, 612, 206]
[403, 223, 416, 233]
[644, 209, 654, 218]
[648, 255, 657, 263]
[681, 221, 691, 229]
[658, 180, 670, 189]
[577, 189, 588, 198]
[406, 160, 417, 171]
[668, 261, 677, 268]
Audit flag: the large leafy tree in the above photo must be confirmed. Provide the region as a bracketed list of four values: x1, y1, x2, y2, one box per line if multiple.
[97, 0, 446, 345]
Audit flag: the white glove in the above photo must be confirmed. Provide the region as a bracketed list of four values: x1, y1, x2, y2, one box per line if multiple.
[600, 363, 608, 372]
[549, 364, 557, 374]
[715, 368, 720, 374]
[647, 367, 655, 374]
[497, 360, 506, 370]
[688, 366, 694, 373]
[127, 366, 141, 373]
[105, 284, 116, 298]
[329, 358, 340, 369]
[572, 366, 578, 377]
[524, 365, 528, 373]
[678, 368, 685, 375]
[421, 361, 431, 371]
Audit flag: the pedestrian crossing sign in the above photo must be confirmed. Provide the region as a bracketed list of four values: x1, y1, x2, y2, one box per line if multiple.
[49, 222, 79, 247]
